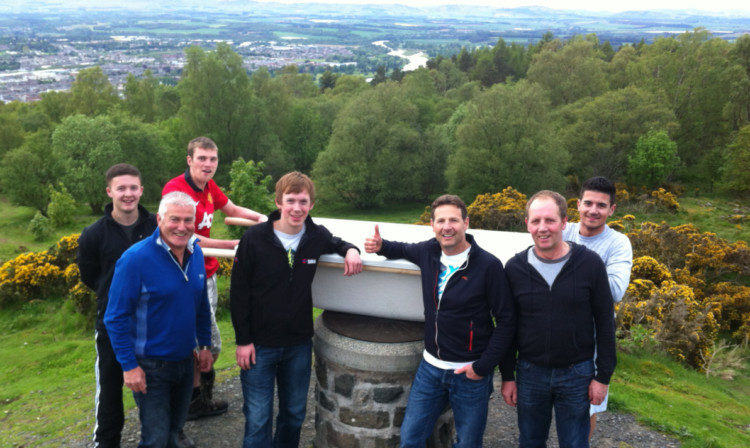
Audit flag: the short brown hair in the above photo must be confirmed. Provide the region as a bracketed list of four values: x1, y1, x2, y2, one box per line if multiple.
[431, 194, 467, 220]
[105, 163, 141, 186]
[275, 171, 315, 204]
[526, 190, 567, 220]
[187, 136, 218, 158]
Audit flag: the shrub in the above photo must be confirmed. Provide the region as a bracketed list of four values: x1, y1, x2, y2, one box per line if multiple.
[47, 184, 77, 227]
[0, 251, 65, 305]
[618, 279, 719, 370]
[466, 187, 527, 231]
[28, 212, 54, 241]
[645, 188, 680, 213]
[226, 159, 275, 240]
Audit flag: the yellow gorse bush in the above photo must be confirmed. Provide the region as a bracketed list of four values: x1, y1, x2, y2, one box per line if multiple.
[466, 187, 527, 231]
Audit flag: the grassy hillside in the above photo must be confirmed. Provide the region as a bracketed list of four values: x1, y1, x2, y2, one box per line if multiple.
[1, 194, 749, 446]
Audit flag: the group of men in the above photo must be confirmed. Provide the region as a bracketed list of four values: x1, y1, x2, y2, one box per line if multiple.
[77, 134, 631, 448]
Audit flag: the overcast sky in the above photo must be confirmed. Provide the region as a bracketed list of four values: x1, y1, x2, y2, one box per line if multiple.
[252, 0, 750, 14]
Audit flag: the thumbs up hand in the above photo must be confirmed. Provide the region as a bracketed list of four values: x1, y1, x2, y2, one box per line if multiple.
[364, 224, 383, 253]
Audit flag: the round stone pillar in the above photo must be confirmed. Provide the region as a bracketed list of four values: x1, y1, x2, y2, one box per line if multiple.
[313, 311, 453, 447]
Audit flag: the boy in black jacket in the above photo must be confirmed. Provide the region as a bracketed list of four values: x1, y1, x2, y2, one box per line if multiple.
[77, 164, 158, 448]
[230, 171, 362, 448]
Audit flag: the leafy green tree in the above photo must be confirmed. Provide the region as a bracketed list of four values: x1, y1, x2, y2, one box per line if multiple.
[446, 80, 568, 199]
[720, 123, 750, 196]
[108, 112, 172, 203]
[280, 102, 328, 175]
[527, 39, 609, 106]
[313, 82, 425, 208]
[39, 90, 71, 123]
[626, 29, 732, 185]
[68, 66, 119, 116]
[226, 159, 275, 239]
[0, 130, 54, 211]
[123, 70, 159, 123]
[51, 115, 124, 213]
[178, 43, 259, 176]
[555, 86, 678, 181]
[627, 130, 680, 189]
[0, 112, 24, 159]
[319, 70, 339, 91]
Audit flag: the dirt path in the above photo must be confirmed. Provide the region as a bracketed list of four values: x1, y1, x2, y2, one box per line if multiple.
[64, 371, 679, 447]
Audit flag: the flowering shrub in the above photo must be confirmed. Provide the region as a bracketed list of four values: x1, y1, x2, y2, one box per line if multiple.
[618, 278, 719, 370]
[0, 251, 66, 305]
[0, 234, 83, 309]
[465, 187, 527, 231]
[645, 188, 681, 212]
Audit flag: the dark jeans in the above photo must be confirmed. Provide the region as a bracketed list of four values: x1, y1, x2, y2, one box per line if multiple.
[94, 329, 124, 448]
[399, 360, 493, 448]
[133, 357, 194, 448]
[239, 340, 312, 448]
[517, 359, 594, 448]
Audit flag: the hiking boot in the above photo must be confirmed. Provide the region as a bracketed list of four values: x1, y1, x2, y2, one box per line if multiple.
[176, 430, 196, 448]
[186, 368, 229, 421]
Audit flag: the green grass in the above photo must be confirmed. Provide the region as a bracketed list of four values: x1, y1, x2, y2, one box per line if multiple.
[0, 198, 99, 262]
[2, 299, 749, 447]
[611, 349, 750, 448]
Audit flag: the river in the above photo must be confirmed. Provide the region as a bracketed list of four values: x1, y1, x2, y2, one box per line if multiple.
[372, 40, 428, 72]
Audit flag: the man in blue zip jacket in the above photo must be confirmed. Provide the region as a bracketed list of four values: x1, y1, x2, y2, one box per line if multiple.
[105, 191, 213, 448]
[364, 194, 515, 448]
[230, 171, 362, 448]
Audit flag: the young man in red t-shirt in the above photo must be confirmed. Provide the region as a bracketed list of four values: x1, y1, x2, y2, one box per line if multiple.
[163, 136, 267, 421]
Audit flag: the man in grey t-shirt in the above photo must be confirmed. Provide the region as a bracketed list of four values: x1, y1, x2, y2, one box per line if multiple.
[562, 176, 633, 438]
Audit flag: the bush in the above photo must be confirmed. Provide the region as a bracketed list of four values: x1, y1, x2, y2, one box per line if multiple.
[47, 184, 77, 227]
[0, 234, 85, 310]
[465, 187, 527, 231]
[27, 212, 54, 241]
[226, 159, 275, 240]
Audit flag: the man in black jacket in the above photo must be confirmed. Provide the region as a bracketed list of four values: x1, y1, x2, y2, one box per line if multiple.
[364, 194, 515, 448]
[77, 164, 158, 448]
[500, 190, 616, 448]
[230, 171, 362, 448]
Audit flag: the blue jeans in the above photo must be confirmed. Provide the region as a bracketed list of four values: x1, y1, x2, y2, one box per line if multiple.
[516, 359, 594, 448]
[132, 357, 193, 448]
[239, 340, 312, 448]
[400, 359, 493, 448]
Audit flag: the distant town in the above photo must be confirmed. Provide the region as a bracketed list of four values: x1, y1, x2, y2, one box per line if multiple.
[2, 1, 749, 103]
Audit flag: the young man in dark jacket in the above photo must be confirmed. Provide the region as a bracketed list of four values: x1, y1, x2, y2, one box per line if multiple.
[77, 163, 158, 448]
[364, 194, 515, 448]
[230, 171, 362, 448]
[500, 190, 616, 448]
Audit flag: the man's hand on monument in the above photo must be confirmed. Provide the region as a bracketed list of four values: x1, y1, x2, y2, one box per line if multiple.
[364, 224, 383, 253]
[589, 379, 608, 405]
[501, 381, 517, 406]
[236, 343, 256, 371]
[454, 363, 483, 380]
[124, 366, 147, 394]
[343, 248, 363, 276]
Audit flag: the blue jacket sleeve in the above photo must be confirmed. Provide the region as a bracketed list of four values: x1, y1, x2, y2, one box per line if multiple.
[195, 248, 212, 348]
[103, 252, 141, 372]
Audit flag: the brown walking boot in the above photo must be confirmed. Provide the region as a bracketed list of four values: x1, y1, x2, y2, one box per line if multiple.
[187, 368, 229, 421]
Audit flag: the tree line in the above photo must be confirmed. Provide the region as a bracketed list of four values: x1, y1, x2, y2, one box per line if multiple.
[1, 28, 749, 215]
